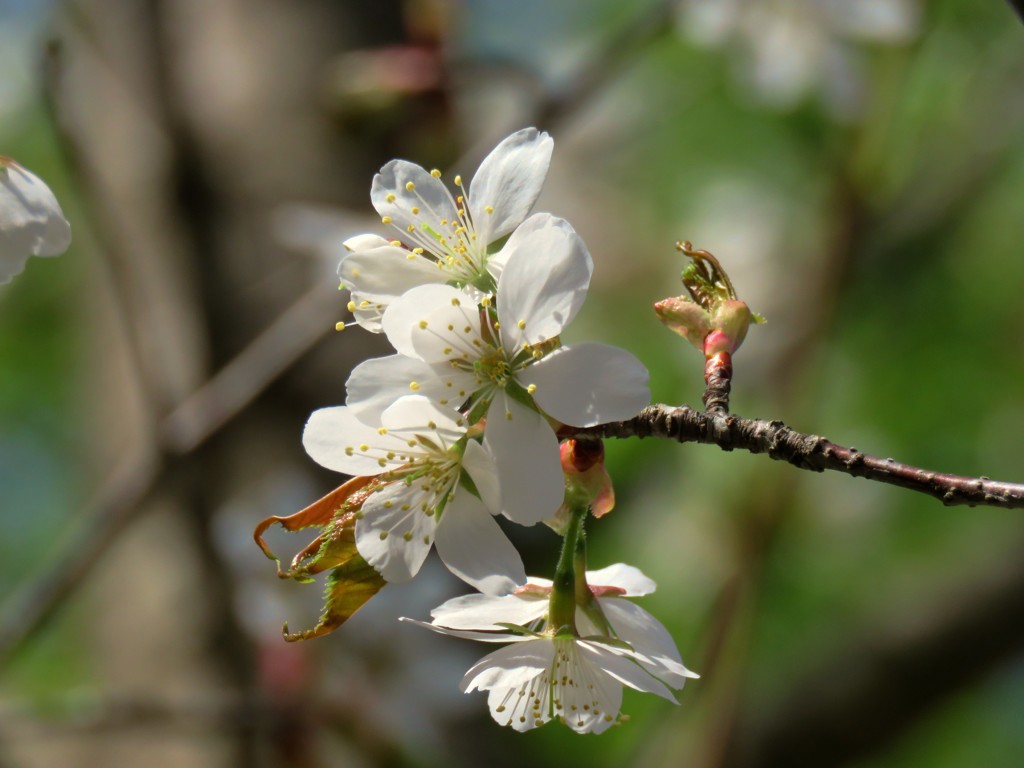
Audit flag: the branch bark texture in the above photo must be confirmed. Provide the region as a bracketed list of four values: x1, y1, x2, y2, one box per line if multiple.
[577, 405, 1024, 510]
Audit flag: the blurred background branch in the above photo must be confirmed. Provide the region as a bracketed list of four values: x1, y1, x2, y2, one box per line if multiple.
[2, 1, 1024, 767]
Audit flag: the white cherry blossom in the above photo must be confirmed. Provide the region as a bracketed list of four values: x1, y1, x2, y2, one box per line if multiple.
[0, 158, 71, 285]
[402, 564, 697, 733]
[303, 395, 525, 593]
[345, 213, 650, 524]
[338, 128, 553, 330]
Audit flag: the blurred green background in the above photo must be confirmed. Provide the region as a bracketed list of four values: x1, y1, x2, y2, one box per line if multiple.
[2, 0, 1024, 766]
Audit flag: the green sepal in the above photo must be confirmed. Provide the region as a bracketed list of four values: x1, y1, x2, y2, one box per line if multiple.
[494, 623, 544, 638]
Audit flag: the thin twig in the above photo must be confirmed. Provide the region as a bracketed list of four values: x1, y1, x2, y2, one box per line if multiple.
[702, 352, 733, 415]
[577, 405, 1024, 509]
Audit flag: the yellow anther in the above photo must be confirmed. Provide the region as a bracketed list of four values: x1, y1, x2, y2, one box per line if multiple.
[407, 253, 418, 260]
[413, 247, 424, 254]
[359, 443, 369, 452]
[407, 225, 415, 232]
[377, 427, 388, 435]
[430, 169, 442, 178]
[381, 215, 392, 225]
[481, 296, 492, 307]
[451, 297, 461, 306]
[454, 175, 463, 186]
[403, 531, 413, 541]
[527, 384, 537, 394]
[405, 181, 416, 191]
[410, 381, 421, 391]
[427, 420, 437, 429]
[494, 321, 501, 329]
[411, 206, 420, 215]
[347, 300, 356, 312]
[386, 193, 396, 203]
[457, 209, 465, 217]
[484, 205, 494, 214]
[377, 458, 387, 467]
[390, 239, 401, 246]
[379, 531, 388, 540]
[442, 347, 452, 355]
[358, 299, 370, 308]
[350, 268, 361, 278]
[335, 321, 346, 331]
[517, 319, 526, 330]
[407, 439, 417, 447]
[418, 320, 428, 329]
[344, 447, 354, 456]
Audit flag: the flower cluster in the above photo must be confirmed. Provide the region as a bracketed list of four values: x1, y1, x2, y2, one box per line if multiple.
[258, 129, 695, 732]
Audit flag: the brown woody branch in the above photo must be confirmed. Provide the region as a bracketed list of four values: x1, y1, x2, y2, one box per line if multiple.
[575, 404, 1024, 509]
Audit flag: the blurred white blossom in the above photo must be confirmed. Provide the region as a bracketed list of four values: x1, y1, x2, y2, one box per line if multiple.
[0, 158, 70, 285]
[677, 0, 920, 118]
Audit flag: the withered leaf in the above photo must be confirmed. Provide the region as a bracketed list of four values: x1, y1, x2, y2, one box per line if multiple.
[254, 475, 387, 641]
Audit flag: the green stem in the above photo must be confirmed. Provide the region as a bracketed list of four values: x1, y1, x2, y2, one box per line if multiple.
[548, 504, 586, 633]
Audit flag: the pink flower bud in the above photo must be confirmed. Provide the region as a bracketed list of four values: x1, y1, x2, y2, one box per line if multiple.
[560, 439, 615, 518]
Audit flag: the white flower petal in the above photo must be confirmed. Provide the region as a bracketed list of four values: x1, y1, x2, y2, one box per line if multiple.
[554, 641, 623, 733]
[599, 599, 698, 687]
[524, 342, 650, 427]
[385, 283, 480, 361]
[398, 616, 524, 643]
[484, 394, 564, 526]
[468, 127, 553, 245]
[429, 592, 547, 631]
[586, 563, 657, 596]
[345, 354, 439, 423]
[578, 641, 677, 703]
[461, 639, 554, 693]
[302, 406, 404, 475]
[487, 682, 552, 731]
[482, 637, 623, 733]
[496, 214, 593, 349]
[1, 161, 71, 285]
[434, 492, 526, 594]
[346, 291, 388, 332]
[371, 159, 459, 239]
[355, 482, 437, 583]
[343, 233, 391, 251]
[338, 245, 442, 298]
[380, 395, 465, 442]
[461, 439, 502, 514]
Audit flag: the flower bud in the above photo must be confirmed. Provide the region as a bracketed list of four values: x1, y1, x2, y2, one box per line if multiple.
[655, 242, 763, 358]
[560, 439, 615, 519]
